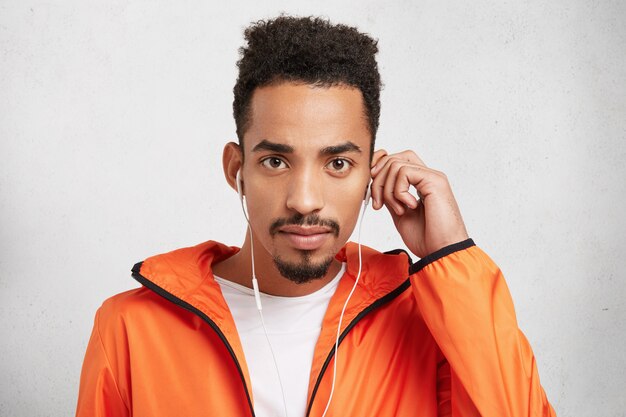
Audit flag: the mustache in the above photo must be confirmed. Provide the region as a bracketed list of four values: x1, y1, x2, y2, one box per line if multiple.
[269, 214, 340, 237]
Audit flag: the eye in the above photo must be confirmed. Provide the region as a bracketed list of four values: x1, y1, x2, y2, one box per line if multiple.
[326, 158, 352, 173]
[260, 157, 287, 170]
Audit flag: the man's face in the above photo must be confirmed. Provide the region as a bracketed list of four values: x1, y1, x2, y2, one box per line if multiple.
[239, 82, 373, 283]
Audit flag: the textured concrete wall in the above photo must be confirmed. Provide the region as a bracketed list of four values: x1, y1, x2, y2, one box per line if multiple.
[1, 1, 625, 415]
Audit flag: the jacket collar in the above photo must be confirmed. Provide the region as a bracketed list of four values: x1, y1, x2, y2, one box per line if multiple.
[136, 240, 410, 304]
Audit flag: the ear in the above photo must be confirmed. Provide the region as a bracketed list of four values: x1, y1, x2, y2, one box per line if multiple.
[371, 149, 388, 169]
[222, 142, 243, 193]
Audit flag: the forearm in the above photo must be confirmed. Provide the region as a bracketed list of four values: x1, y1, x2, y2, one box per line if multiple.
[411, 239, 556, 417]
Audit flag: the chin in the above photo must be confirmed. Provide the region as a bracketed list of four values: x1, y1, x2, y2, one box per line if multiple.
[272, 251, 335, 284]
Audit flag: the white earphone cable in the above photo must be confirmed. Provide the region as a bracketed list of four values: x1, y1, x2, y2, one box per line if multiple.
[320, 197, 368, 417]
[240, 190, 290, 417]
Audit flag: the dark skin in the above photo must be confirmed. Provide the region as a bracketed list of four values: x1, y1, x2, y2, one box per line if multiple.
[214, 82, 468, 296]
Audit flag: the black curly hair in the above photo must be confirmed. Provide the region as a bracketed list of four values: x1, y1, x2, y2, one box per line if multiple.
[233, 15, 382, 157]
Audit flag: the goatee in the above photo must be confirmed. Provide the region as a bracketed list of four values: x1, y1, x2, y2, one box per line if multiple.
[273, 251, 334, 284]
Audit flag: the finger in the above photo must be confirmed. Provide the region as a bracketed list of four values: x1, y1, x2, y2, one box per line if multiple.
[370, 154, 393, 177]
[384, 162, 429, 214]
[396, 150, 426, 166]
[370, 155, 395, 209]
[371, 156, 405, 210]
[371, 179, 385, 210]
[370, 154, 431, 210]
[403, 166, 451, 209]
[394, 165, 420, 209]
[383, 160, 409, 215]
[371, 152, 421, 177]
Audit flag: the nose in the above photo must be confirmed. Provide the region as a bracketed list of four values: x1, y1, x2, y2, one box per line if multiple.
[285, 169, 325, 215]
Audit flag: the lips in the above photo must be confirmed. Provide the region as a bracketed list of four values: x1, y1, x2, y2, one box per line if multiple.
[278, 225, 332, 235]
[278, 225, 333, 250]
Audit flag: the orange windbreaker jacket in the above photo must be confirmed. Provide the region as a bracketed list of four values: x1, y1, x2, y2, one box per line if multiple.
[76, 239, 556, 416]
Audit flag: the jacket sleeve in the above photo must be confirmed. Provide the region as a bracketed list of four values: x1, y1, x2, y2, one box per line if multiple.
[410, 239, 556, 417]
[75, 308, 130, 417]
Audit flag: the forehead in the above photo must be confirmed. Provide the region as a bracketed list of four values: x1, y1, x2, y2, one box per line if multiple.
[243, 82, 371, 154]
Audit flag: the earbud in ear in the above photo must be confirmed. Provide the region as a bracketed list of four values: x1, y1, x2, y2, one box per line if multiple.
[364, 181, 372, 206]
[236, 169, 244, 201]
[236, 169, 251, 221]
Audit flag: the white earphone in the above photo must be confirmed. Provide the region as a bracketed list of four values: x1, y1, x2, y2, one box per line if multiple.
[235, 169, 371, 417]
[236, 170, 250, 218]
[236, 170, 262, 310]
[364, 182, 372, 206]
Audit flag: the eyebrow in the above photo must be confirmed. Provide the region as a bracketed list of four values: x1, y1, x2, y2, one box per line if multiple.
[320, 142, 362, 156]
[251, 140, 294, 153]
[251, 139, 362, 156]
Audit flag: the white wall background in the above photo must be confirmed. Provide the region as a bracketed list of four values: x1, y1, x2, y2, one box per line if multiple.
[1, 1, 625, 416]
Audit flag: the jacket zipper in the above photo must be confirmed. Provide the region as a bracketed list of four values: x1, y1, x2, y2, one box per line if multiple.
[131, 262, 256, 417]
[304, 278, 412, 417]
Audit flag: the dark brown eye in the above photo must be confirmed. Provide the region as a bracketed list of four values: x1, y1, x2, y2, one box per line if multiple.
[261, 157, 287, 169]
[327, 158, 351, 173]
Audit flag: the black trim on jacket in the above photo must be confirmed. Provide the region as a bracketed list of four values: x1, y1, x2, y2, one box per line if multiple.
[304, 278, 412, 417]
[409, 238, 475, 275]
[383, 248, 413, 265]
[131, 262, 256, 417]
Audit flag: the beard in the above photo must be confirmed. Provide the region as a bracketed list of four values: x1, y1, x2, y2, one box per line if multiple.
[270, 213, 339, 284]
[273, 251, 335, 284]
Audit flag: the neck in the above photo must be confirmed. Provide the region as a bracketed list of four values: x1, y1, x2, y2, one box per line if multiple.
[212, 232, 342, 297]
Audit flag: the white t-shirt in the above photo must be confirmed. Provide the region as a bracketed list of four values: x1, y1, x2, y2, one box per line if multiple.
[214, 263, 345, 417]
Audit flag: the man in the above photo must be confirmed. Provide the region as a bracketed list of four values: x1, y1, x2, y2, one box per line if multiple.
[76, 16, 556, 417]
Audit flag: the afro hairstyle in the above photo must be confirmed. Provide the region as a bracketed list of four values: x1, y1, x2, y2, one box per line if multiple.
[233, 15, 382, 157]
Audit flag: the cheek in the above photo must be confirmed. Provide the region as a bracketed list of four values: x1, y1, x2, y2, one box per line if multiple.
[242, 173, 284, 210]
[335, 193, 367, 237]
[242, 183, 292, 243]
[245, 192, 281, 228]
